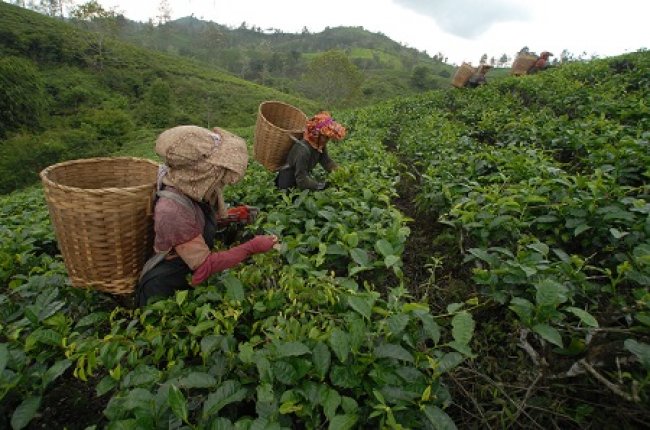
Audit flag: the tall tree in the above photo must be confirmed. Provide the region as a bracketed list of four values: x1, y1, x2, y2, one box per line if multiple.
[156, 0, 171, 25]
[70, 1, 117, 70]
[301, 50, 363, 107]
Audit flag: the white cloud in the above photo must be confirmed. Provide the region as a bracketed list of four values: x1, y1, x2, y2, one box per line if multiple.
[393, 0, 530, 39]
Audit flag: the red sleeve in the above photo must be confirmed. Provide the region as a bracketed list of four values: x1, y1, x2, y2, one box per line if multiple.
[191, 235, 276, 285]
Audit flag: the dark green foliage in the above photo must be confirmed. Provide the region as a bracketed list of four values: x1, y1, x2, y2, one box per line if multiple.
[0, 56, 49, 137]
[0, 2, 317, 195]
[87, 16, 456, 106]
[301, 50, 364, 107]
[139, 78, 175, 127]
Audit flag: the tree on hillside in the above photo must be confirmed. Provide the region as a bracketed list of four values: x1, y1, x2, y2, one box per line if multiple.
[479, 53, 488, 65]
[140, 78, 175, 127]
[410, 65, 440, 91]
[70, 0, 118, 71]
[300, 50, 363, 107]
[156, 0, 171, 25]
[497, 53, 509, 67]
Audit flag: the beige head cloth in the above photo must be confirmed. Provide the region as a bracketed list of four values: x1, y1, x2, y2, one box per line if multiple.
[155, 125, 248, 218]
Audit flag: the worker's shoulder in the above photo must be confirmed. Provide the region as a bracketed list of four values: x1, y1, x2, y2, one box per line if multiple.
[156, 188, 198, 217]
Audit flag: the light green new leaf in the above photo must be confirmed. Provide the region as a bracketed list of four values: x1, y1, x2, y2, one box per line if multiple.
[176, 290, 188, 306]
[624, 339, 650, 369]
[168, 384, 188, 423]
[451, 311, 474, 346]
[11, 396, 41, 430]
[533, 324, 563, 348]
[565, 307, 599, 328]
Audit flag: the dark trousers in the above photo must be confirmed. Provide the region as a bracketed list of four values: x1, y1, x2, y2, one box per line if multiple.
[275, 168, 296, 190]
[136, 258, 191, 306]
[136, 196, 216, 307]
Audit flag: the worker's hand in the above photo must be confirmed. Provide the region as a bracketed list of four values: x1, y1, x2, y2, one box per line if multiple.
[242, 235, 278, 255]
[315, 182, 328, 191]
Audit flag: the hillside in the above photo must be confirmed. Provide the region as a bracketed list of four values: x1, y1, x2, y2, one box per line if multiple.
[71, 14, 456, 104]
[1, 42, 649, 429]
[0, 2, 318, 194]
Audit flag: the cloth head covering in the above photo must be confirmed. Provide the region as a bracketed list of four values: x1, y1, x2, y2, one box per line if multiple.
[540, 51, 553, 58]
[303, 112, 347, 152]
[155, 125, 248, 218]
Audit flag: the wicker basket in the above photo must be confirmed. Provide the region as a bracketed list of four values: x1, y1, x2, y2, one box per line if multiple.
[40, 157, 159, 295]
[452, 63, 476, 88]
[254, 101, 307, 171]
[511, 53, 538, 76]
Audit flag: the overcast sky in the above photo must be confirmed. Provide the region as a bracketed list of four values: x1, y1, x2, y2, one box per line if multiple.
[80, 0, 648, 65]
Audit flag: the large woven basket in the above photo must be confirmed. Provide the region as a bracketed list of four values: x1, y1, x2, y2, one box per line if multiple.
[511, 53, 538, 76]
[254, 101, 307, 171]
[40, 157, 159, 295]
[452, 63, 476, 88]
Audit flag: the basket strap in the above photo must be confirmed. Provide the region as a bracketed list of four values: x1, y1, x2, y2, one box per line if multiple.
[139, 251, 170, 281]
[157, 189, 196, 212]
[139, 190, 196, 282]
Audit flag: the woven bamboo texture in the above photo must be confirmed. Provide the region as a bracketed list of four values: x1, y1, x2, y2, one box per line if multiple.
[511, 54, 538, 75]
[40, 157, 159, 294]
[452, 63, 476, 88]
[254, 101, 307, 171]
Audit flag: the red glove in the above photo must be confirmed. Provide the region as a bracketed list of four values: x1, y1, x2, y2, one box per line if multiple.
[191, 235, 277, 285]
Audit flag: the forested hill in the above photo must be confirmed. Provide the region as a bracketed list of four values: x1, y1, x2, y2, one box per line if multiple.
[70, 14, 456, 104]
[0, 2, 318, 194]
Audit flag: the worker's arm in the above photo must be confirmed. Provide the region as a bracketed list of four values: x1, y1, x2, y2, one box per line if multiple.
[190, 235, 277, 285]
[293, 146, 322, 190]
[319, 148, 338, 172]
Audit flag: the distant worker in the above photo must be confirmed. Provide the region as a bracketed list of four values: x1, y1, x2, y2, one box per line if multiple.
[528, 51, 553, 74]
[275, 111, 346, 191]
[465, 65, 492, 88]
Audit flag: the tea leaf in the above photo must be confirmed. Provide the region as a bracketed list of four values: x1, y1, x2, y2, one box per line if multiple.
[451, 311, 474, 346]
[167, 384, 188, 423]
[11, 395, 41, 430]
[312, 342, 331, 379]
[423, 405, 457, 430]
[565, 307, 599, 328]
[276, 341, 311, 357]
[374, 343, 414, 363]
[328, 414, 358, 430]
[329, 329, 350, 362]
[624, 339, 650, 369]
[533, 324, 563, 348]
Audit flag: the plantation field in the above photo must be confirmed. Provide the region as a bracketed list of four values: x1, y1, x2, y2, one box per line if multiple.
[1, 52, 649, 429]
